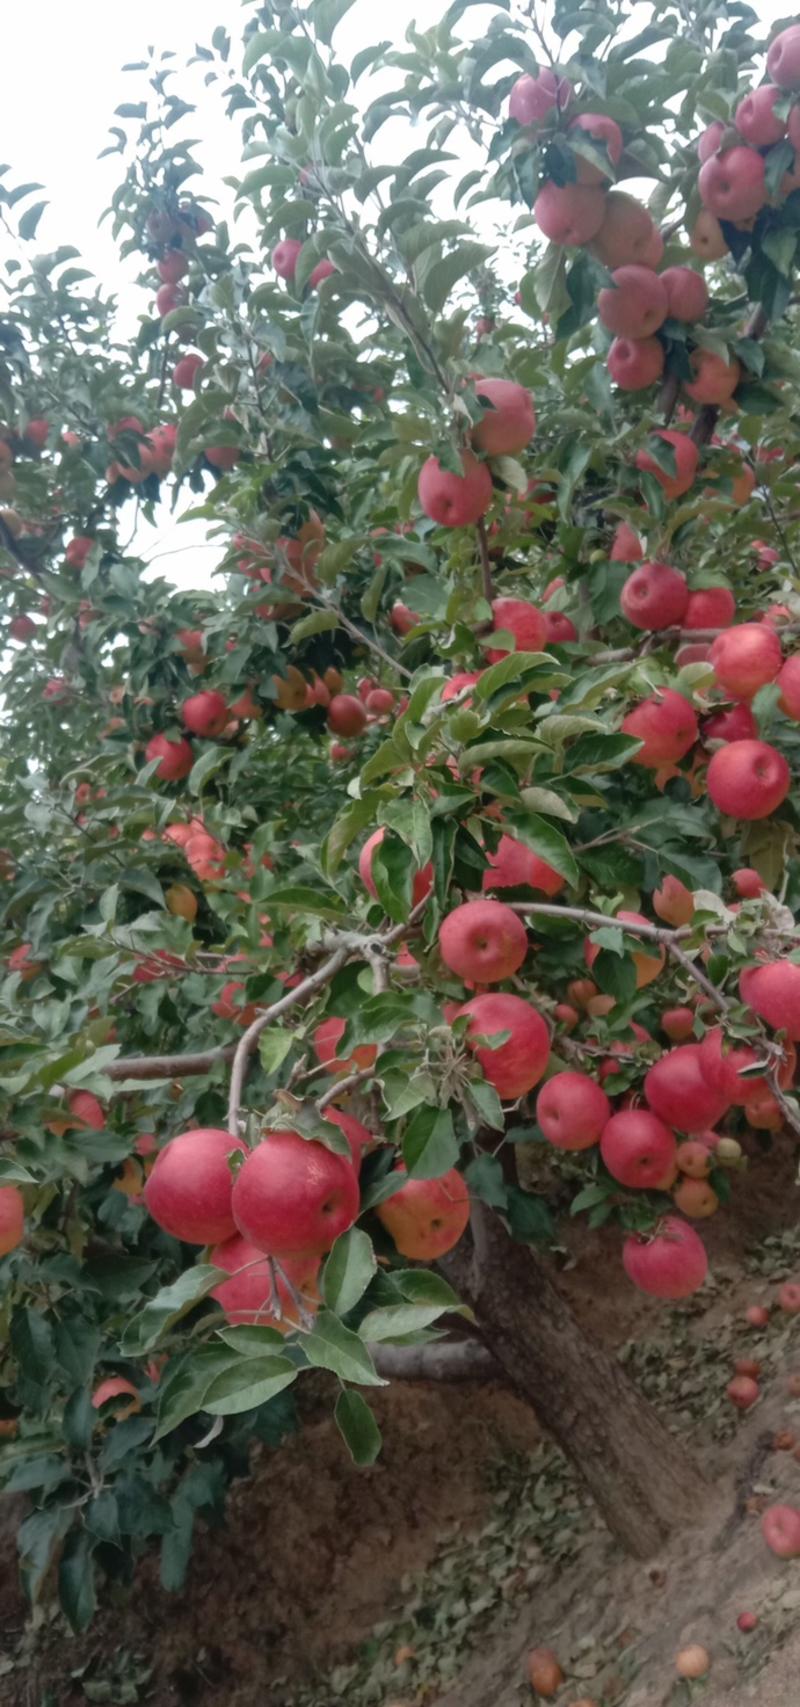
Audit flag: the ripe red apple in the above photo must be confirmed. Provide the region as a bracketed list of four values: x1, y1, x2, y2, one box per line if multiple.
[272, 238, 303, 279]
[543, 610, 578, 644]
[482, 832, 565, 898]
[740, 960, 800, 1039]
[375, 1167, 470, 1260]
[156, 282, 188, 318]
[597, 265, 668, 338]
[685, 349, 740, 405]
[662, 1006, 695, 1042]
[698, 120, 726, 161]
[0, 1185, 24, 1255]
[358, 826, 433, 906]
[92, 1377, 141, 1419]
[736, 84, 787, 146]
[675, 1140, 711, 1178]
[762, 1503, 800, 1557]
[486, 596, 547, 660]
[158, 249, 189, 284]
[608, 335, 664, 391]
[645, 1045, 731, 1132]
[232, 1130, 359, 1258]
[702, 702, 757, 744]
[309, 258, 336, 289]
[710, 624, 782, 699]
[635, 430, 698, 499]
[365, 688, 394, 716]
[418, 449, 493, 526]
[622, 1216, 708, 1299]
[68, 1090, 105, 1130]
[737, 1612, 758, 1633]
[732, 867, 767, 898]
[621, 560, 689, 630]
[745, 1303, 770, 1328]
[777, 655, 800, 718]
[767, 24, 800, 88]
[779, 1281, 800, 1314]
[590, 191, 657, 266]
[65, 535, 94, 570]
[327, 695, 367, 737]
[537, 1071, 610, 1150]
[212, 981, 260, 1027]
[182, 690, 228, 738]
[457, 991, 550, 1098]
[653, 875, 694, 926]
[211, 1236, 320, 1329]
[706, 739, 790, 820]
[173, 352, 205, 390]
[683, 585, 735, 629]
[24, 417, 50, 449]
[527, 1647, 564, 1698]
[659, 266, 709, 322]
[144, 1127, 248, 1244]
[509, 69, 572, 125]
[534, 180, 606, 246]
[438, 898, 528, 984]
[471, 378, 536, 456]
[324, 1107, 375, 1175]
[600, 1109, 677, 1188]
[610, 522, 643, 562]
[391, 601, 419, 636]
[145, 734, 194, 781]
[568, 111, 623, 183]
[9, 615, 38, 641]
[699, 146, 766, 221]
[313, 1016, 378, 1074]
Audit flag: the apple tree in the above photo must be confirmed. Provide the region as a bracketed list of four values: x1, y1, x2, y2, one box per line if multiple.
[4, 0, 800, 1626]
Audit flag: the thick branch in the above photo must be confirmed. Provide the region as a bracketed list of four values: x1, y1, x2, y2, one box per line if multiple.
[370, 1340, 498, 1382]
[226, 947, 349, 1135]
[107, 1047, 234, 1080]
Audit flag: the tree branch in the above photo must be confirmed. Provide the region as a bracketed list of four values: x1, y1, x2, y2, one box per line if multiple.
[226, 946, 349, 1135]
[370, 1340, 498, 1382]
[477, 515, 493, 604]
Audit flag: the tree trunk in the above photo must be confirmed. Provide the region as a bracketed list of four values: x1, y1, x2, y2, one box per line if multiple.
[439, 1204, 709, 1560]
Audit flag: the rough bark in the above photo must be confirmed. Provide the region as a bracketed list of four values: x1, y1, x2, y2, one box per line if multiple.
[439, 1204, 710, 1560]
[370, 1341, 497, 1382]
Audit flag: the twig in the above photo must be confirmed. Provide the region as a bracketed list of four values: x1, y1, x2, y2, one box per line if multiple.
[317, 1066, 376, 1112]
[226, 946, 349, 1135]
[591, 621, 800, 665]
[477, 516, 493, 604]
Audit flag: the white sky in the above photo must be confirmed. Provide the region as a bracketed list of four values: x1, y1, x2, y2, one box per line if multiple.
[0, 0, 786, 592]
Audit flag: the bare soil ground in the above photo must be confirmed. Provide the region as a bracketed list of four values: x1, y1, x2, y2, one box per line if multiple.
[3, 1131, 800, 1707]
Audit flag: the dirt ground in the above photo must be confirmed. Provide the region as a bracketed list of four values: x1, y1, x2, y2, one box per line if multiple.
[3, 1130, 800, 1707]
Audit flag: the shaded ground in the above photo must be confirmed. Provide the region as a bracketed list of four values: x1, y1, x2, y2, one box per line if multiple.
[3, 1127, 800, 1707]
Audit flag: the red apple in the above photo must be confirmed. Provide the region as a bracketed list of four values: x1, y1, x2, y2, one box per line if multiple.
[710, 624, 782, 699]
[232, 1129, 359, 1257]
[732, 867, 767, 898]
[92, 1377, 141, 1418]
[156, 283, 188, 317]
[779, 1282, 800, 1314]
[418, 450, 493, 527]
[707, 740, 790, 820]
[534, 180, 606, 246]
[597, 265, 668, 338]
[590, 191, 658, 267]
[211, 1235, 320, 1329]
[543, 610, 578, 643]
[457, 991, 550, 1098]
[621, 561, 689, 630]
[702, 702, 757, 744]
[0, 1185, 24, 1255]
[608, 335, 664, 391]
[65, 536, 94, 570]
[653, 875, 694, 926]
[375, 1167, 470, 1260]
[635, 430, 698, 499]
[358, 826, 433, 906]
[610, 522, 643, 562]
[144, 1127, 248, 1244]
[568, 112, 623, 183]
[173, 353, 205, 390]
[762, 1503, 800, 1558]
[313, 1016, 378, 1075]
[767, 25, 800, 88]
[645, 1045, 731, 1133]
[622, 1216, 708, 1299]
[182, 690, 228, 738]
[486, 597, 547, 660]
[471, 378, 536, 456]
[736, 84, 787, 145]
[740, 960, 800, 1039]
[272, 238, 303, 279]
[537, 1071, 610, 1150]
[662, 1006, 695, 1042]
[622, 688, 698, 768]
[509, 69, 573, 125]
[683, 586, 736, 629]
[698, 146, 766, 221]
[777, 655, 800, 718]
[685, 349, 740, 405]
[309, 258, 336, 289]
[482, 832, 565, 898]
[660, 266, 709, 322]
[327, 694, 367, 737]
[438, 899, 528, 984]
[145, 734, 194, 781]
[601, 1109, 677, 1187]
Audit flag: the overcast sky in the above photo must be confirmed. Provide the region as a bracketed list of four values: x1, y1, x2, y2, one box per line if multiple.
[0, 1, 785, 592]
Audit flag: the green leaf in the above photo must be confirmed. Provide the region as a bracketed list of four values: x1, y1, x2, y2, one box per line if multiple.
[202, 1355, 298, 1417]
[266, 884, 347, 919]
[422, 241, 492, 314]
[258, 1029, 294, 1075]
[505, 1185, 552, 1244]
[120, 1266, 221, 1355]
[290, 609, 341, 642]
[59, 1527, 96, 1633]
[19, 200, 48, 240]
[62, 1387, 94, 1451]
[86, 1491, 120, 1546]
[301, 1311, 387, 1386]
[403, 1105, 459, 1179]
[189, 744, 232, 796]
[322, 1227, 376, 1316]
[465, 1152, 508, 1208]
[360, 1302, 454, 1341]
[322, 794, 383, 872]
[335, 1389, 382, 1465]
[19, 1507, 70, 1603]
[11, 1307, 55, 1387]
